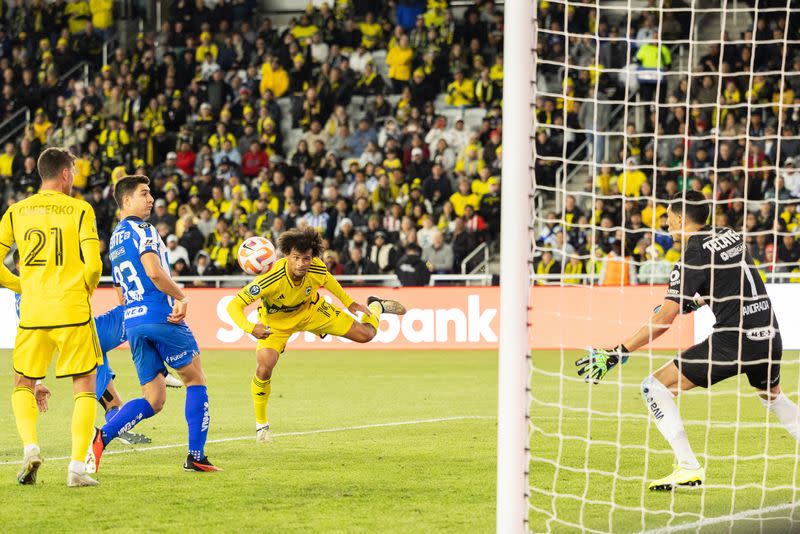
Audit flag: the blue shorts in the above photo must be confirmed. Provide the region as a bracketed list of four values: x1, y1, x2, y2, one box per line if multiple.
[95, 353, 115, 398]
[127, 322, 199, 386]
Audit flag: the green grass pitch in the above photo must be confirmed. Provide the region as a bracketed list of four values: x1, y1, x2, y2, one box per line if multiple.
[531, 350, 800, 533]
[0, 349, 497, 533]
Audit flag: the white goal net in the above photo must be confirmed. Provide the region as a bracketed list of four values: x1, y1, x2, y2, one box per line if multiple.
[522, 0, 800, 532]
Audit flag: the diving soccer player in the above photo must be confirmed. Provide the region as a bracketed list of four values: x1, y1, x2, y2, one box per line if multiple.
[0, 147, 103, 487]
[226, 227, 406, 442]
[86, 175, 219, 473]
[577, 191, 798, 490]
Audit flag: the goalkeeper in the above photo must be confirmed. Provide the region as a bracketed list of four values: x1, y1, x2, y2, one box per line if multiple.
[226, 227, 406, 443]
[577, 191, 798, 491]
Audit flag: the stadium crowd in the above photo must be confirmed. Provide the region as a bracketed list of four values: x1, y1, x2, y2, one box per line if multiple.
[0, 0, 504, 285]
[533, 1, 800, 285]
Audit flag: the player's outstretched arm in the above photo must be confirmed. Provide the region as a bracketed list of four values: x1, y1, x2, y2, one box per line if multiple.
[621, 298, 680, 353]
[576, 300, 680, 383]
[225, 282, 271, 339]
[140, 252, 189, 323]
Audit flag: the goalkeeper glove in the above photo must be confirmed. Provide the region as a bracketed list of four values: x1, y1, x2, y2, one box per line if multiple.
[575, 345, 629, 384]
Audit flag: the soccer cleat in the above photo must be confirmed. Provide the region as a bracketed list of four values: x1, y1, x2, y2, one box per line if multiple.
[649, 464, 705, 491]
[256, 424, 273, 443]
[67, 468, 99, 487]
[17, 446, 43, 485]
[165, 373, 184, 388]
[85, 427, 105, 474]
[183, 454, 221, 472]
[367, 296, 407, 315]
[117, 430, 152, 445]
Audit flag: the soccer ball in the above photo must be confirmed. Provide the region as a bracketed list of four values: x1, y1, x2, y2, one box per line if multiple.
[237, 236, 277, 276]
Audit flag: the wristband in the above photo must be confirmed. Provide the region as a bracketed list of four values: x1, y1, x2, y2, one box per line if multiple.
[178, 296, 190, 304]
[35, 379, 42, 386]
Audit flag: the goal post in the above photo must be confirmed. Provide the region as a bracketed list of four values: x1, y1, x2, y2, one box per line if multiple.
[497, 0, 534, 532]
[515, 0, 800, 531]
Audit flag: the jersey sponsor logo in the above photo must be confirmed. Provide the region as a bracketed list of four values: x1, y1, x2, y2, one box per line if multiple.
[669, 269, 680, 283]
[143, 238, 157, 248]
[138, 222, 151, 228]
[248, 285, 261, 296]
[720, 243, 744, 261]
[745, 326, 776, 341]
[124, 305, 148, 319]
[266, 302, 304, 314]
[742, 299, 770, 316]
[164, 349, 197, 366]
[109, 247, 125, 261]
[110, 231, 131, 247]
[17, 204, 75, 216]
[701, 228, 741, 254]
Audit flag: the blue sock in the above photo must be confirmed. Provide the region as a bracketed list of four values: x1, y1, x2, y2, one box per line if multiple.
[185, 385, 209, 461]
[104, 406, 120, 423]
[101, 398, 155, 446]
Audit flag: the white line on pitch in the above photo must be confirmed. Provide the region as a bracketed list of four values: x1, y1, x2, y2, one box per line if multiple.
[0, 415, 496, 466]
[644, 502, 800, 533]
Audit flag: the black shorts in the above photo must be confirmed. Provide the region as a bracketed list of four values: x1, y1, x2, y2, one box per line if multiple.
[673, 329, 782, 389]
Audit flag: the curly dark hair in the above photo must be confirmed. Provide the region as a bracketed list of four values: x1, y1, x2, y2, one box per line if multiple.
[277, 227, 323, 257]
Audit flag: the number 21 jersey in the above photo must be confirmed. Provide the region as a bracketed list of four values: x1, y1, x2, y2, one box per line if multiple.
[0, 190, 99, 328]
[110, 217, 174, 327]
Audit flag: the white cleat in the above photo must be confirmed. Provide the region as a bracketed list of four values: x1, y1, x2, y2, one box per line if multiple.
[67, 468, 99, 487]
[165, 373, 184, 388]
[17, 445, 43, 485]
[256, 424, 273, 443]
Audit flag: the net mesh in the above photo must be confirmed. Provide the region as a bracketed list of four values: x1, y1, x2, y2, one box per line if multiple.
[529, 0, 800, 531]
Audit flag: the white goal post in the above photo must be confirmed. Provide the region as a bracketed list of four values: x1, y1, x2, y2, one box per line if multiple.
[497, 0, 533, 532]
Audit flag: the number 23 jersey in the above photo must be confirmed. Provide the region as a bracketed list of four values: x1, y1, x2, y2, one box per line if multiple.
[110, 217, 174, 327]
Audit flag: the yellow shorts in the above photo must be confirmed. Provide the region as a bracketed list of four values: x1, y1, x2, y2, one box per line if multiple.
[13, 320, 103, 379]
[257, 299, 354, 354]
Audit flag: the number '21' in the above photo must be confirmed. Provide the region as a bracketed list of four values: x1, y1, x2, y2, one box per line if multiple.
[24, 227, 63, 267]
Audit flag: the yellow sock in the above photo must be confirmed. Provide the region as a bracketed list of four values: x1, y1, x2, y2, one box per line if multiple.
[360, 302, 382, 330]
[11, 386, 38, 447]
[251, 376, 272, 426]
[71, 392, 96, 462]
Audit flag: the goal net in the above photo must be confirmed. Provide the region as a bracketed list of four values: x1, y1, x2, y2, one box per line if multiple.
[517, 0, 800, 532]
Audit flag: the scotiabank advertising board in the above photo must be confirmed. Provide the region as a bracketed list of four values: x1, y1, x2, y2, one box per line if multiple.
[1, 284, 797, 351]
[0, 287, 501, 350]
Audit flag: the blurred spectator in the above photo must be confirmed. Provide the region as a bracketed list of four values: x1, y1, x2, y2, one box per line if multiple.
[396, 243, 432, 286]
[422, 231, 454, 273]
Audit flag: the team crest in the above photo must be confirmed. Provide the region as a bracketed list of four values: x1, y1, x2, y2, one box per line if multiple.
[305, 287, 311, 295]
[138, 222, 151, 229]
[249, 285, 261, 296]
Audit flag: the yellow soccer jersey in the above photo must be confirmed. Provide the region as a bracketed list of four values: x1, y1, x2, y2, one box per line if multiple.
[228, 257, 354, 333]
[0, 190, 102, 328]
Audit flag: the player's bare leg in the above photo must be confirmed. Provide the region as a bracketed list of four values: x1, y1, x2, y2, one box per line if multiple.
[344, 296, 407, 343]
[68, 373, 99, 487]
[175, 357, 219, 472]
[12, 374, 42, 485]
[644, 362, 704, 491]
[100, 380, 152, 445]
[253, 348, 279, 442]
[758, 384, 800, 441]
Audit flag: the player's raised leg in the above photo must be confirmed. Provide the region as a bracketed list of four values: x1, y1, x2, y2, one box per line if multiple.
[643, 362, 704, 491]
[342, 295, 407, 343]
[99, 380, 152, 444]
